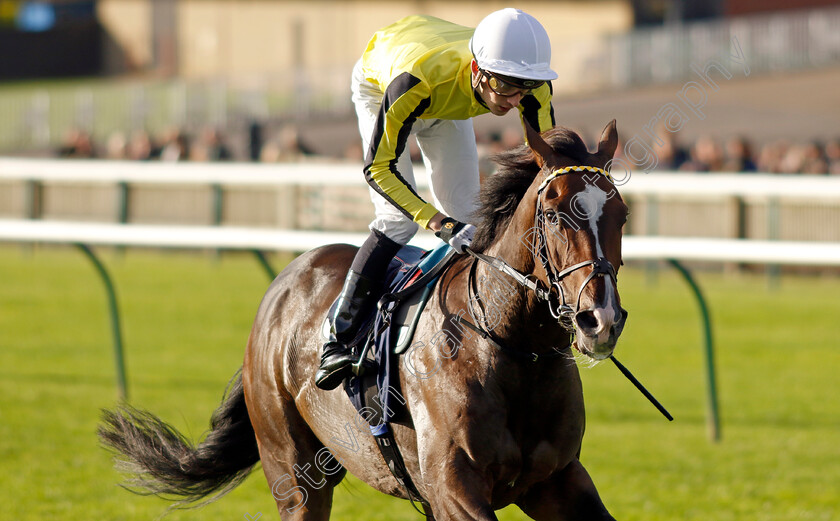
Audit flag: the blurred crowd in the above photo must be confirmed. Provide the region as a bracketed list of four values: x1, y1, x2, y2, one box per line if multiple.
[56, 123, 317, 163]
[475, 129, 840, 176]
[642, 133, 840, 175]
[56, 124, 840, 176]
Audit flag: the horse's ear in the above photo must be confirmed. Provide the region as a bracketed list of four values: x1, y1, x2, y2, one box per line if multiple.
[524, 120, 554, 169]
[597, 119, 619, 161]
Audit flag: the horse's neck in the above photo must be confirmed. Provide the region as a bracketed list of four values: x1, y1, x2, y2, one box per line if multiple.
[477, 209, 570, 350]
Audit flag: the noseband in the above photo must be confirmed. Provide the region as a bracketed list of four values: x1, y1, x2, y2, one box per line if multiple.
[468, 166, 618, 333]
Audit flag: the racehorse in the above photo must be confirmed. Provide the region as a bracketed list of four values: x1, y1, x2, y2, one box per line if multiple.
[100, 120, 629, 520]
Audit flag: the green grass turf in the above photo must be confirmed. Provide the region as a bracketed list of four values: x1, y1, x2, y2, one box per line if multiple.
[1, 245, 838, 520]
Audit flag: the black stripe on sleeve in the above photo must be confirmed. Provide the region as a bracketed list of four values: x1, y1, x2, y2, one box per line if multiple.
[547, 82, 556, 127]
[363, 72, 431, 219]
[521, 81, 555, 132]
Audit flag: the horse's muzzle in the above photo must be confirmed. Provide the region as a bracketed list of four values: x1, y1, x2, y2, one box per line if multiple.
[574, 306, 628, 359]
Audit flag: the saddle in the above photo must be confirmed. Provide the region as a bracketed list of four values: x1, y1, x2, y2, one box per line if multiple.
[320, 242, 455, 414]
[320, 243, 452, 356]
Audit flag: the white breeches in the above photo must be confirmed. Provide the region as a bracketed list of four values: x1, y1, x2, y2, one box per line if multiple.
[351, 59, 480, 245]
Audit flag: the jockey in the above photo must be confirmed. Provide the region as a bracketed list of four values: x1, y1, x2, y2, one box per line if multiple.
[315, 8, 558, 390]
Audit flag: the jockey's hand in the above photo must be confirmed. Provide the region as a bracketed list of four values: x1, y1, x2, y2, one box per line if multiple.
[435, 217, 476, 253]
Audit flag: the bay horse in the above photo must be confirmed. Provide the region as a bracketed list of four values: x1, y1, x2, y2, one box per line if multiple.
[100, 120, 629, 520]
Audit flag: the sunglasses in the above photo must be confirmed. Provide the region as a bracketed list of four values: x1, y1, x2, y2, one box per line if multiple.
[480, 69, 544, 97]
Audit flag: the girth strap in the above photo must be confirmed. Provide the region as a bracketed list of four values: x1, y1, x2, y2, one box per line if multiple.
[372, 424, 432, 518]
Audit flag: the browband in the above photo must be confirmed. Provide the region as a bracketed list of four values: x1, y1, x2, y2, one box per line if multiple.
[537, 166, 612, 193]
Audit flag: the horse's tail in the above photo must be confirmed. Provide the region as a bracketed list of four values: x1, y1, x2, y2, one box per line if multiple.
[98, 369, 260, 508]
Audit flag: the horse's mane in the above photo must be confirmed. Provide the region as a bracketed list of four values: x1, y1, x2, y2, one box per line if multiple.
[470, 127, 591, 252]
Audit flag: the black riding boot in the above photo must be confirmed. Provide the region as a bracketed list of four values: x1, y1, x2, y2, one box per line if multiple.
[315, 270, 380, 390]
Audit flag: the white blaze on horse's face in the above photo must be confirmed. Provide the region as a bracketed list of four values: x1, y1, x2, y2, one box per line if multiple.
[569, 178, 627, 360]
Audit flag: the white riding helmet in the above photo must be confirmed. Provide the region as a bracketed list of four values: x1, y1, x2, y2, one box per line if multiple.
[469, 8, 558, 82]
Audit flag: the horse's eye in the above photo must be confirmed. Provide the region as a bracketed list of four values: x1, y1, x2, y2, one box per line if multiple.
[544, 209, 559, 225]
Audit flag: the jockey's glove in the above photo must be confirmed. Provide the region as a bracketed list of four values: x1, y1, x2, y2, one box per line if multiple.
[435, 217, 476, 253]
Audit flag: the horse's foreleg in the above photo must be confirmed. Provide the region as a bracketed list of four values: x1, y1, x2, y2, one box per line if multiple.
[424, 451, 500, 521]
[515, 459, 615, 521]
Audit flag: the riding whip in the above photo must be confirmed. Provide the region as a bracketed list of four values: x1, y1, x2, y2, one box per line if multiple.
[609, 356, 673, 421]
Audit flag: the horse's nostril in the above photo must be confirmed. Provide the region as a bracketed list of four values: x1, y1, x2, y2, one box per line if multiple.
[618, 308, 628, 324]
[574, 310, 599, 334]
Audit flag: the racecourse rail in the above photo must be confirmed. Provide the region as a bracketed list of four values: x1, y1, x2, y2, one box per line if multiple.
[5, 157, 840, 197]
[3, 158, 840, 442]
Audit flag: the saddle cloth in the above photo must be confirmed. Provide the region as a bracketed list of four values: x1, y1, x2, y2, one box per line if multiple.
[321, 241, 454, 433]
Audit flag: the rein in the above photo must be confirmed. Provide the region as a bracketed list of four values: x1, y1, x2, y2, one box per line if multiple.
[458, 256, 569, 362]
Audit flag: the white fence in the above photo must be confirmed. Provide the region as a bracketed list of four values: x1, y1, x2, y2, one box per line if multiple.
[3, 157, 840, 198]
[4, 219, 840, 268]
[4, 158, 840, 241]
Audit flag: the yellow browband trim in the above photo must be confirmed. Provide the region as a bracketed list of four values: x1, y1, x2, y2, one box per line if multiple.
[537, 166, 613, 193]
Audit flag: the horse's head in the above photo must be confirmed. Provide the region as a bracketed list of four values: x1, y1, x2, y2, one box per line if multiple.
[523, 121, 629, 360]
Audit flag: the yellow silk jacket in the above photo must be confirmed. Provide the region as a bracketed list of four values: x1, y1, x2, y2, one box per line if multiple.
[359, 15, 555, 228]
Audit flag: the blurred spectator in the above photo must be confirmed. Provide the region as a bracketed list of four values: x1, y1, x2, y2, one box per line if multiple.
[825, 139, 840, 175]
[758, 140, 787, 173]
[680, 136, 724, 172]
[57, 128, 96, 158]
[259, 140, 282, 163]
[126, 130, 153, 161]
[476, 130, 504, 178]
[260, 124, 314, 162]
[655, 130, 689, 170]
[159, 128, 191, 162]
[500, 127, 523, 149]
[765, 141, 826, 175]
[779, 143, 809, 174]
[485, 131, 506, 156]
[248, 121, 264, 162]
[191, 127, 233, 162]
[104, 131, 127, 160]
[799, 142, 828, 174]
[343, 142, 364, 162]
[722, 136, 757, 172]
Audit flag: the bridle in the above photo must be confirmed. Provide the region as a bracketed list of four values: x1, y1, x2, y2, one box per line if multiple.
[464, 166, 673, 420]
[467, 165, 618, 333]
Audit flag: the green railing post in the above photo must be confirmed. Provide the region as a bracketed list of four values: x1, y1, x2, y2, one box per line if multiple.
[767, 197, 781, 289]
[117, 182, 130, 224]
[116, 182, 130, 256]
[212, 184, 224, 226]
[25, 180, 43, 219]
[667, 259, 721, 442]
[211, 184, 224, 260]
[75, 244, 128, 401]
[252, 250, 277, 281]
[645, 195, 659, 286]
